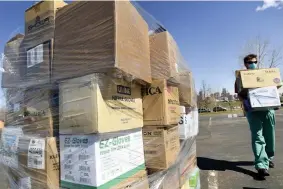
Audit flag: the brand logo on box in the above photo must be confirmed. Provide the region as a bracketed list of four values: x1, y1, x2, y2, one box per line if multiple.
[117, 85, 131, 95]
[274, 78, 280, 84]
[142, 86, 162, 96]
[28, 16, 51, 33]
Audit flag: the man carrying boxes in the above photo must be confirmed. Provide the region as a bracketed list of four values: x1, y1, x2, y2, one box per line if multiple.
[235, 54, 280, 178]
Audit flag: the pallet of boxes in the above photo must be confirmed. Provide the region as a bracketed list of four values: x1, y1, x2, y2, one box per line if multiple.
[0, 1, 200, 189]
[235, 68, 282, 112]
[143, 29, 200, 188]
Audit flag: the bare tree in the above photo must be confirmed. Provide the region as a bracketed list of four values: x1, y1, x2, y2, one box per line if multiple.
[201, 80, 207, 99]
[240, 36, 282, 68]
[268, 48, 282, 68]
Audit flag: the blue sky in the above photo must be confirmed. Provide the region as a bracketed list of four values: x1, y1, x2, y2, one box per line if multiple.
[0, 1, 283, 106]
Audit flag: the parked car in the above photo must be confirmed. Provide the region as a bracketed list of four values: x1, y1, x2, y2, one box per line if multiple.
[213, 106, 227, 112]
[198, 108, 211, 113]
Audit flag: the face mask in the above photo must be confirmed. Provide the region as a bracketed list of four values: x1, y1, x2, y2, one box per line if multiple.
[248, 63, 257, 69]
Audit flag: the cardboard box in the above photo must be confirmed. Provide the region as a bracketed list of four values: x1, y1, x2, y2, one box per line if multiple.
[0, 129, 59, 188]
[178, 71, 196, 107]
[22, 86, 59, 137]
[142, 79, 180, 126]
[4, 88, 25, 125]
[22, 0, 67, 87]
[6, 136, 59, 189]
[59, 73, 143, 134]
[150, 31, 179, 84]
[53, 1, 151, 84]
[179, 140, 197, 185]
[235, 68, 282, 91]
[25, 0, 67, 36]
[248, 86, 281, 110]
[143, 126, 180, 169]
[60, 129, 147, 189]
[1, 34, 25, 88]
[179, 106, 197, 140]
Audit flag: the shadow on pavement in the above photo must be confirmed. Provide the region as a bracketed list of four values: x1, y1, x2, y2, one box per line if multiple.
[243, 187, 266, 189]
[197, 157, 265, 181]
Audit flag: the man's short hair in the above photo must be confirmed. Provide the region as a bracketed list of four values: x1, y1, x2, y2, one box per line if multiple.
[243, 54, 257, 64]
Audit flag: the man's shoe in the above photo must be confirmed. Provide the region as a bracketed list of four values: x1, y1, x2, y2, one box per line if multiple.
[258, 169, 270, 176]
[269, 161, 275, 168]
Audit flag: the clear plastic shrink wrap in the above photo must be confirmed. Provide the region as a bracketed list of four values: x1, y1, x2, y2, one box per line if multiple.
[0, 1, 199, 189]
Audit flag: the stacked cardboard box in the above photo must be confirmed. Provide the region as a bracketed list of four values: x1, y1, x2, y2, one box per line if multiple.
[23, 0, 67, 87]
[1, 1, 66, 188]
[58, 73, 149, 188]
[149, 31, 179, 84]
[235, 68, 282, 111]
[52, 1, 151, 84]
[142, 79, 181, 171]
[52, 1, 151, 188]
[142, 19, 199, 189]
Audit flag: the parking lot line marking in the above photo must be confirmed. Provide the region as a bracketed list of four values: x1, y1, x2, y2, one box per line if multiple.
[208, 170, 218, 189]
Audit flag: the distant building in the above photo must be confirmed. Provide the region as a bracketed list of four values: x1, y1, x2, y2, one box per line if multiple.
[221, 88, 228, 97]
[213, 92, 220, 99]
[228, 95, 234, 101]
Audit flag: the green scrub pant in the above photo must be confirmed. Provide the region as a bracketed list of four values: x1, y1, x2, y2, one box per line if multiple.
[246, 110, 276, 170]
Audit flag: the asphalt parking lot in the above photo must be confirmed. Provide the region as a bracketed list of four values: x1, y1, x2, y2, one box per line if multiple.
[197, 110, 283, 189]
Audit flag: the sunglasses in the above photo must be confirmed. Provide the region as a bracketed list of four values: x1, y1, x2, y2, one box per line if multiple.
[246, 61, 257, 64]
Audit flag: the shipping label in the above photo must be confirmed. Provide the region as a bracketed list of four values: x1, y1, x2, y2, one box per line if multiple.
[27, 44, 43, 68]
[1, 128, 23, 168]
[28, 138, 46, 169]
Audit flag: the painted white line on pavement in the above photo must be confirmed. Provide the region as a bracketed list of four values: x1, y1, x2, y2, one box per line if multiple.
[208, 170, 218, 189]
[228, 114, 233, 118]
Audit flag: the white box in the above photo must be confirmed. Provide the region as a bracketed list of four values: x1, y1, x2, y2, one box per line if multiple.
[60, 129, 146, 189]
[178, 106, 198, 140]
[249, 86, 280, 110]
[192, 109, 199, 136]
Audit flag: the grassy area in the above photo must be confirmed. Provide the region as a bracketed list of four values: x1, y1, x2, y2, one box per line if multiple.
[199, 100, 242, 111]
[200, 109, 243, 116]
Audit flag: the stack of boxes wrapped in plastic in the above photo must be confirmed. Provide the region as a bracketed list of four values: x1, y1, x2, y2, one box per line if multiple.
[0, 1, 200, 189]
[235, 68, 282, 111]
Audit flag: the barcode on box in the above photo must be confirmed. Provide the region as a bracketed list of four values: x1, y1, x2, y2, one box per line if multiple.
[80, 177, 91, 184]
[64, 164, 73, 169]
[65, 175, 75, 181]
[145, 150, 157, 155]
[34, 159, 42, 165]
[79, 154, 89, 161]
[79, 165, 90, 172]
